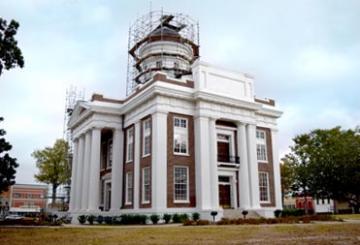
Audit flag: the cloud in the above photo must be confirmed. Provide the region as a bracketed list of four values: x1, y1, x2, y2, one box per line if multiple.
[292, 47, 354, 81]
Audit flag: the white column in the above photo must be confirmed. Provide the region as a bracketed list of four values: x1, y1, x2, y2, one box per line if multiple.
[194, 116, 212, 210]
[133, 122, 141, 210]
[81, 131, 91, 211]
[75, 135, 85, 211]
[237, 123, 251, 209]
[271, 129, 282, 209]
[110, 128, 124, 211]
[69, 139, 79, 212]
[209, 118, 219, 210]
[246, 124, 260, 209]
[151, 111, 167, 211]
[88, 128, 101, 211]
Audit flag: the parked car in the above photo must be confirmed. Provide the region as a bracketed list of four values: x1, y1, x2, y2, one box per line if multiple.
[5, 214, 23, 220]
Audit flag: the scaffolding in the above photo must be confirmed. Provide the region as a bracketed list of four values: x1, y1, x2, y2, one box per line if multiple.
[63, 86, 85, 152]
[126, 10, 200, 96]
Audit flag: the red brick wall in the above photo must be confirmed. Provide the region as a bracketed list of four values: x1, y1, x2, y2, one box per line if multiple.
[257, 127, 276, 207]
[167, 113, 196, 208]
[123, 125, 135, 209]
[139, 115, 152, 209]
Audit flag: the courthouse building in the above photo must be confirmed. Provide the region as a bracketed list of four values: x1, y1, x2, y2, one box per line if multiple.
[68, 11, 283, 220]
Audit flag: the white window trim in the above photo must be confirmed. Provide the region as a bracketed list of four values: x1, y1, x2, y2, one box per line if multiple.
[142, 118, 151, 157]
[216, 128, 236, 159]
[173, 166, 190, 203]
[173, 117, 189, 156]
[125, 172, 133, 205]
[107, 139, 113, 169]
[256, 129, 268, 163]
[259, 171, 271, 204]
[126, 127, 134, 163]
[141, 167, 151, 204]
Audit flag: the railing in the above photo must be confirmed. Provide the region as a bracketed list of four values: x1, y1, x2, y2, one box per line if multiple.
[217, 155, 240, 164]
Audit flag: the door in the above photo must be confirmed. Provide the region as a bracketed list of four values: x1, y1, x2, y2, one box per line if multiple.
[219, 184, 231, 208]
[105, 183, 111, 211]
[218, 142, 230, 162]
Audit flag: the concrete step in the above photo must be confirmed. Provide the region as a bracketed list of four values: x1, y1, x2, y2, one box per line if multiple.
[223, 209, 261, 219]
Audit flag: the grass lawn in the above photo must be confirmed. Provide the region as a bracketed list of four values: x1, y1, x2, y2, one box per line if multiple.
[1, 222, 360, 245]
[334, 214, 360, 220]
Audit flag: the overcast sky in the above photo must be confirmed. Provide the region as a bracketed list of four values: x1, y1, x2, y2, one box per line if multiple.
[1, 0, 359, 184]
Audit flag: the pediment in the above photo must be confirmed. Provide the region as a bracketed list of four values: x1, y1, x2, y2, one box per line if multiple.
[68, 101, 90, 128]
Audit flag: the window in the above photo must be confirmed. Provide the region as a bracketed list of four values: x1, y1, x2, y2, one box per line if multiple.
[256, 130, 268, 162]
[100, 180, 105, 205]
[174, 166, 189, 202]
[156, 61, 162, 68]
[142, 119, 151, 156]
[142, 167, 151, 204]
[173, 117, 188, 154]
[259, 172, 270, 203]
[126, 127, 134, 162]
[125, 172, 133, 205]
[107, 139, 113, 168]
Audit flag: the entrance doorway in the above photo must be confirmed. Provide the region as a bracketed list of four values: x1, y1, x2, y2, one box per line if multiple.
[105, 182, 111, 211]
[218, 176, 232, 209]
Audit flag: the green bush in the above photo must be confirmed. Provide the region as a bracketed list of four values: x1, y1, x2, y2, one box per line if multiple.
[180, 213, 189, 222]
[281, 208, 305, 217]
[192, 212, 200, 221]
[150, 214, 160, 224]
[172, 213, 181, 223]
[77, 215, 86, 224]
[104, 216, 113, 225]
[274, 209, 282, 218]
[97, 215, 104, 224]
[87, 215, 95, 225]
[119, 214, 147, 225]
[163, 213, 172, 224]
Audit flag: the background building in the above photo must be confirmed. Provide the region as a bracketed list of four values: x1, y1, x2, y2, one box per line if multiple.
[0, 184, 48, 214]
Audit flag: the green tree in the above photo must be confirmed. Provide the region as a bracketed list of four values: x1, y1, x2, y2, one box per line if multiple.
[32, 139, 70, 204]
[0, 117, 19, 194]
[284, 127, 360, 213]
[0, 18, 24, 76]
[280, 158, 296, 203]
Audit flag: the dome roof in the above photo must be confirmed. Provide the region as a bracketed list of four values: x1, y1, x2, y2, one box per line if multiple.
[148, 26, 181, 38]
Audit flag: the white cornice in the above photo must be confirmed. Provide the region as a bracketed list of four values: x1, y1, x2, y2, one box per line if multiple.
[193, 90, 261, 111]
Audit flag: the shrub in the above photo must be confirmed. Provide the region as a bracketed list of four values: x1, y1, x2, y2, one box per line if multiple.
[242, 210, 248, 219]
[180, 213, 189, 222]
[77, 215, 86, 224]
[112, 216, 122, 225]
[87, 215, 95, 225]
[274, 209, 282, 218]
[150, 214, 160, 224]
[119, 214, 131, 224]
[183, 220, 196, 226]
[281, 208, 305, 217]
[119, 214, 147, 225]
[97, 215, 104, 224]
[192, 212, 200, 221]
[104, 216, 113, 225]
[172, 213, 181, 223]
[197, 219, 210, 225]
[163, 213, 172, 224]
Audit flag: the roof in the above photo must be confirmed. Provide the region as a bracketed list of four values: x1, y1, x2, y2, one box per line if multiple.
[149, 26, 181, 38]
